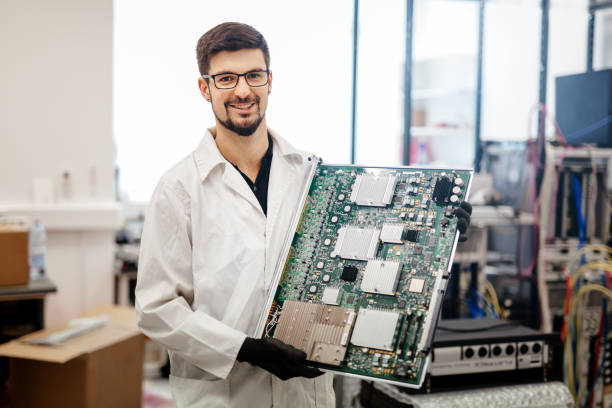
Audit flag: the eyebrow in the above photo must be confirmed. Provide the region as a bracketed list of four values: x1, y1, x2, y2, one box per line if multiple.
[209, 68, 267, 76]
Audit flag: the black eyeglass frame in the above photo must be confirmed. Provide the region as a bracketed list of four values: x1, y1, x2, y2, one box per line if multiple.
[202, 70, 270, 89]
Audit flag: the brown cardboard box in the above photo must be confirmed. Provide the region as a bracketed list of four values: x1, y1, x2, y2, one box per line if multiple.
[0, 305, 144, 408]
[0, 225, 29, 286]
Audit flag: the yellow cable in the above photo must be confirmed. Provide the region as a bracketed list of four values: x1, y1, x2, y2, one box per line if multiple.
[568, 284, 612, 404]
[568, 245, 612, 277]
[484, 281, 504, 319]
[570, 261, 612, 290]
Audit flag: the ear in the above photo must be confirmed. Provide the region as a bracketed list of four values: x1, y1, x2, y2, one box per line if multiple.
[198, 77, 212, 102]
[267, 71, 273, 95]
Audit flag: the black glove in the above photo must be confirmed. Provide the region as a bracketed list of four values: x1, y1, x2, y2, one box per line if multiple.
[237, 337, 324, 381]
[454, 201, 472, 242]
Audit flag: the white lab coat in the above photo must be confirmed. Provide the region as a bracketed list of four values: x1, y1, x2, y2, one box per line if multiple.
[136, 128, 335, 408]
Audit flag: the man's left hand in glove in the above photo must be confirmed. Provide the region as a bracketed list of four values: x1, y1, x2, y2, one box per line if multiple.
[454, 201, 472, 242]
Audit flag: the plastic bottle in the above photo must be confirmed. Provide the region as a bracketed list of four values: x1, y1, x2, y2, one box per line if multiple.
[29, 220, 46, 278]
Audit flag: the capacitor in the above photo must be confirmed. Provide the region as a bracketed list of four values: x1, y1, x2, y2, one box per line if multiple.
[450, 195, 459, 203]
[343, 205, 351, 213]
[317, 261, 325, 269]
[331, 215, 339, 223]
[338, 193, 345, 201]
[324, 238, 332, 246]
[454, 177, 464, 187]
[452, 186, 462, 195]
[309, 285, 318, 294]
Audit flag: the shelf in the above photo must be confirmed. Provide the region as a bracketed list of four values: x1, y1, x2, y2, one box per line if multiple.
[411, 126, 473, 138]
[412, 87, 474, 100]
[0, 202, 120, 231]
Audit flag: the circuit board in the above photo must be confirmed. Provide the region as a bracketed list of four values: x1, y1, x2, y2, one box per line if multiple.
[258, 163, 472, 388]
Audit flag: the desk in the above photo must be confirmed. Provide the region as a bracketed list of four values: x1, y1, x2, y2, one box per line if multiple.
[0, 276, 57, 339]
[0, 277, 57, 389]
[0, 276, 57, 299]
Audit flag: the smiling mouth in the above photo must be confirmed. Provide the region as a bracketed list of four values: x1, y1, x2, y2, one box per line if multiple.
[229, 102, 255, 111]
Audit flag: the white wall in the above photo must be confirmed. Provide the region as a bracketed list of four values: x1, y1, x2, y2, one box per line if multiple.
[0, 0, 116, 327]
[113, 0, 353, 202]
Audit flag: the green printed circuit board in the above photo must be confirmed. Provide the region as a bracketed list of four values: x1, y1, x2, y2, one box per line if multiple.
[260, 163, 472, 388]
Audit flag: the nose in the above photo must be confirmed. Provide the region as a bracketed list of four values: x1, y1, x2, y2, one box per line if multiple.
[234, 76, 251, 98]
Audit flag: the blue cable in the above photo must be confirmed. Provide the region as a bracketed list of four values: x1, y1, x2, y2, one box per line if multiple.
[571, 175, 587, 246]
[566, 114, 612, 144]
[473, 289, 499, 319]
[571, 174, 587, 394]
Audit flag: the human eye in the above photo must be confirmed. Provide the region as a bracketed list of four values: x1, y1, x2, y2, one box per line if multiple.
[216, 74, 237, 85]
[246, 71, 264, 80]
[246, 71, 267, 85]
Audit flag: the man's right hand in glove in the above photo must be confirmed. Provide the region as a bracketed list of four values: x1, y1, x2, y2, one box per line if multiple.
[237, 337, 324, 381]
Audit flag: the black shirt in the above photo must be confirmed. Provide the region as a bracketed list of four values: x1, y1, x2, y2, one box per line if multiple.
[230, 134, 273, 215]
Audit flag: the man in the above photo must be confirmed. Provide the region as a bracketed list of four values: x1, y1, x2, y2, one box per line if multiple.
[136, 21, 472, 408]
[136, 22, 334, 407]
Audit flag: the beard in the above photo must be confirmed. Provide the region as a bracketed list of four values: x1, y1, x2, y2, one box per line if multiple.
[215, 95, 265, 137]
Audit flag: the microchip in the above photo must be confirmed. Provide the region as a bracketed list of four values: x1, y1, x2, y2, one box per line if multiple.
[322, 287, 341, 305]
[380, 223, 404, 244]
[408, 278, 425, 293]
[341, 265, 359, 282]
[403, 229, 419, 242]
[433, 176, 452, 204]
[361, 260, 401, 295]
[350, 173, 398, 207]
[332, 226, 380, 260]
[350, 308, 400, 351]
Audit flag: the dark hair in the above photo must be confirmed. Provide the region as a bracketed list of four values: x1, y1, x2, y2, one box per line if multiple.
[196, 22, 270, 76]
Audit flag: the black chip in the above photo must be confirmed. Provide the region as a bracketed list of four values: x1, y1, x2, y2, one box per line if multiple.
[341, 265, 359, 282]
[403, 229, 420, 242]
[414, 245, 423, 254]
[394, 364, 409, 377]
[433, 176, 452, 204]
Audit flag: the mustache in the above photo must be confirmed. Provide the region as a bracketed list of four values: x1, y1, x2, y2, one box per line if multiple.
[224, 95, 260, 107]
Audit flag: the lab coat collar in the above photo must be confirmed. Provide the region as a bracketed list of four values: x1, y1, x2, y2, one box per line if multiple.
[193, 127, 306, 184]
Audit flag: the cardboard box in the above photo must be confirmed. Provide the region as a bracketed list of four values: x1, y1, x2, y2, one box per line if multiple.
[0, 305, 144, 408]
[0, 225, 29, 286]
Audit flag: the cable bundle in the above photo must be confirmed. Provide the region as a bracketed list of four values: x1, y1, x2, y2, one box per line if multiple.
[562, 245, 612, 407]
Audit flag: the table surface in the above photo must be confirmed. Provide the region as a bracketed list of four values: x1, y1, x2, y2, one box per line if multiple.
[0, 276, 57, 298]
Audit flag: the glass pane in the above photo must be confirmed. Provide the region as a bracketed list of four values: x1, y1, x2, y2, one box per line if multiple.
[411, 0, 479, 168]
[595, 9, 612, 69]
[355, 0, 406, 166]
[481, 0, 540, 143]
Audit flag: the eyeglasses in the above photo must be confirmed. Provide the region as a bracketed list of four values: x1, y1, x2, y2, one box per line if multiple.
[202, 70, 270, 89]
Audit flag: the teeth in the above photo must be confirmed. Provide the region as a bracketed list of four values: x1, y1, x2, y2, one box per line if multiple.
[232, 103, 253, 109]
